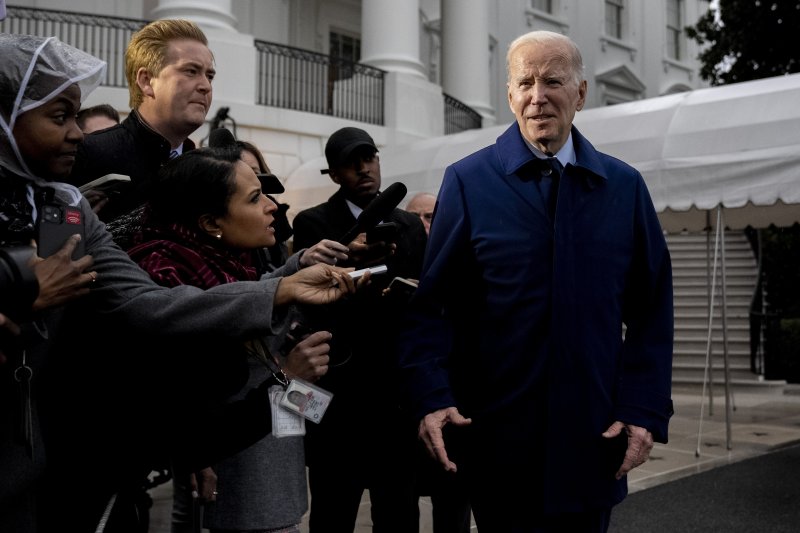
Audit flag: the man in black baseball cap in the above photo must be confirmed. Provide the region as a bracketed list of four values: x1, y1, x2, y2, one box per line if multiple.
[320, 126, 378, 176]
[313, 126, 384, 211]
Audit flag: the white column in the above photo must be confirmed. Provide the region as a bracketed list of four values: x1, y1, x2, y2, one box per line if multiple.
[150, 0, 237, 32]
[441, 0, 495, 125]
[359, 0, 443, 138]
[360, 0, 426, 78]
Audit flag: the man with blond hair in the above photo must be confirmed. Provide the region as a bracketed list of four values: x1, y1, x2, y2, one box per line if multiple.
[69, 18, 215, 222]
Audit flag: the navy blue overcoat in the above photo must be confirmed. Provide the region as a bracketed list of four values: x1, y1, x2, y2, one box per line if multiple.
[398, 122, 674, 513]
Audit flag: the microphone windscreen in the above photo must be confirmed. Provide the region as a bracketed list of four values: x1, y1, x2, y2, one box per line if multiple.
[358, 182, 407, 227]
[209, 127, 236, 148]
[336, 182, 408, 245]
[215, 106, 230, 121]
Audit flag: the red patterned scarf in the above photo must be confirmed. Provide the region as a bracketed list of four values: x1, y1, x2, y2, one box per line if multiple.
[128, 222, 258, 289]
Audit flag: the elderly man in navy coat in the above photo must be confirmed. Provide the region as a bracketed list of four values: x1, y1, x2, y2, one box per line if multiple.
[398, 30, 674, 532]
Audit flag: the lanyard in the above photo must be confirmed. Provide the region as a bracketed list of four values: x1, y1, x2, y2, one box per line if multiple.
[245, 338, 288, 388]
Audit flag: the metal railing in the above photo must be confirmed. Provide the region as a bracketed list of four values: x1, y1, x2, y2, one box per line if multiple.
[444, 93, 482, 134]
[2, 6, 484, 133]
[255, 40, 385, 126]
[1, 5, 147, 88]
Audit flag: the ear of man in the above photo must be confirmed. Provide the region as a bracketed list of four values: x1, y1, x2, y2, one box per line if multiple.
[136, 67, 155, 99]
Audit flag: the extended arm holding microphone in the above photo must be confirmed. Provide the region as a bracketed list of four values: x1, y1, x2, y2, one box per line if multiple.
[337, 182, 407, 245]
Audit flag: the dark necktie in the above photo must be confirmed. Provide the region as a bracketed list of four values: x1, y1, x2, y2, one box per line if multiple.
[169, 149, 179, 160]
[538, 157, 562, 221]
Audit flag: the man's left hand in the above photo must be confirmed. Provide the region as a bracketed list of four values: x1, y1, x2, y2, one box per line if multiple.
[346, 232, 395, 267]
[603, 421, 654, 480]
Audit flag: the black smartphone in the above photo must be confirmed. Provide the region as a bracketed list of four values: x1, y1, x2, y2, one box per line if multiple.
[366, 222, 399, 244]
[37, 203, 86, 260]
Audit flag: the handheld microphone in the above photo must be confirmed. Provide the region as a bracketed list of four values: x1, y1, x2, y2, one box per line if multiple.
[208, 127, 236, 148]
[337, 182, 407, 245]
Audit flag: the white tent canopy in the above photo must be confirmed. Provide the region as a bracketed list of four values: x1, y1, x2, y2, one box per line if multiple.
[283, 73, 800, 232]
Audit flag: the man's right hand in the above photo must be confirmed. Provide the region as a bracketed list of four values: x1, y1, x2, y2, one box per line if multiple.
[346, 232, 395, 267]
[419, 406, 472, 473]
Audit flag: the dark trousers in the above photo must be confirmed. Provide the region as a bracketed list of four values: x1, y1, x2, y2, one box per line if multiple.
[307, 457, 418, 533]
[457, 417, 612, 533]
[462, 445, 612, 533]
[414, 448, 471, 533]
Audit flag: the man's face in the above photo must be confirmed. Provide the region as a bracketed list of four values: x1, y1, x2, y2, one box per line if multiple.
[140, 38, 214, 141]
[507, 41, 586, 154]
[405, 194, 435, 235]
[330, 147, 381, 207]
[13, 84, 83, 180]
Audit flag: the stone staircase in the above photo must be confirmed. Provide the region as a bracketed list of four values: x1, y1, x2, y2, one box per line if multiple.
[666, 230, 786, 393]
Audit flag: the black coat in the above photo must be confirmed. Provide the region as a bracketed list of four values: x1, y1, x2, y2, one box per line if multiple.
[292, 188, 427, 463]
[68, 110, 195, 222]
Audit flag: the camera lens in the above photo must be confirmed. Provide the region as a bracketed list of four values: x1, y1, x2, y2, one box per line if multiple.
[43, 205, 62, 223]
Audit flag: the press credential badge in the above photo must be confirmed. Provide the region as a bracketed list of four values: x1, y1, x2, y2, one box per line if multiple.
[279, 378, 333, 423]
[269, 385, 305, 437]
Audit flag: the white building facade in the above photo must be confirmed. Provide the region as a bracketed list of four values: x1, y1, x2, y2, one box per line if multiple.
[3, 0, 711, 206]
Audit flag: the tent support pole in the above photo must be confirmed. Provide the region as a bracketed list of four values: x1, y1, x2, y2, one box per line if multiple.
[705, 210, 714, 416]
[719, 208, 734, 450]
[696, 208, 722, 457]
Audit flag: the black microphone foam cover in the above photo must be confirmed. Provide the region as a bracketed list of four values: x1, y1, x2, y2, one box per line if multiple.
[209, 127, 236, 148]
[337, 182, 408, 245]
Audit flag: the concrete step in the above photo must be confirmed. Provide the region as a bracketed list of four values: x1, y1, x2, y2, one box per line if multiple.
[675, 342, 750, 353]
[673, 355, 751, 365]
[674, 331, 750, 339]
[666, 233, 752, 245]
[670, 375, 787, 392]
[675, 323, 750, 333]
[673, 347, 751, 357]
[672, 367, 756, 383]
[672, 279, 756, 289]
[674, 317, 750, 328]
[670, 257, 755, 267]
[669, 248, 754, 257]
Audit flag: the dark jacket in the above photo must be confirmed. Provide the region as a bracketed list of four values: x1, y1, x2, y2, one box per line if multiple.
[292, 188, 427, 462]
[398, 123, 674, 513]
[68, 109, 195, 222]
